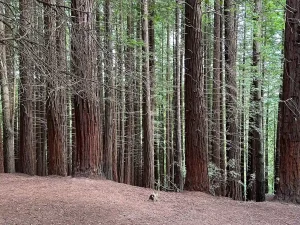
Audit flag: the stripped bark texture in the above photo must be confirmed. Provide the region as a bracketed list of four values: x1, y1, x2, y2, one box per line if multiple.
[277, 0, 300, 203]
[56, 0, 68, 174]
[224, 0, 242, 200]
[184, 0, 209, 192]
[71, 0, 101, 176]
[253, 0, 265, 202]
[211, 0, 221, 196]
[103, 0, 117, 181]
[95, 1, 103, 178]
[166, 23, 174, 189]
[219, 3, 226, 197]
[19, 0, 35, 175]
[173, 0, 183, 191]
[134, 4, 143, 187]
[0, 1, 15, 173]
[149, 0, 156, 188]
[142, 0, 155, 189]
[35, 2, 47, 176]
[124, 5, 135, 185]
[45, 0, 67, 176]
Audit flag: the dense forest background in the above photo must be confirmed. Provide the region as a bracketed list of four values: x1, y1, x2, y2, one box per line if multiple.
[0, 0, 299, 203]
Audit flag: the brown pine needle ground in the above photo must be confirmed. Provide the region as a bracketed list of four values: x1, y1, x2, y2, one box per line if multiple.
[0, 174, 299, 225]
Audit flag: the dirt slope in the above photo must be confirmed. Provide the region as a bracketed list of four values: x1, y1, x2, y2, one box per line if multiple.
[0, 174, 299, 225]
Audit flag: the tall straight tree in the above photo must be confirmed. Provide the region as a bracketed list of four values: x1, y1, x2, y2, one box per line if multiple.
[0, 0, 15, 173]
[184, 0, 209, 192]
[149, 0, 156, 188]
[247, 0, 265, 202]
[45, 0, 67, 176]
[103, 0, 117, 181]
[124, 0, 135, 185]
[219, 2, 226, 196]
[212, 0, 221, 196]
[166, 22, 173, 189]
[35, 3, 47, 176]
[173, 0, 183, 191]
[95, 0, 104, 178]
[142, 0, 155, 189]
[19, 0, 35, 175]
[253, 0, 265, 202]
[71, 0, 101, 176]
[224, 0, 242, 200]
[277, 0, 300, 203]
[56, 0, 67, 174]
[134, 1, 143, 187]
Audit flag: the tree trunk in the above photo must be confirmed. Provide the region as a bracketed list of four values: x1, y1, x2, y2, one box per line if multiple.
[173, 0, 183, 191]
[124, 4, 135, 185]
[103, 0, 117, 181]
[219, 2, 226, 197]
[45, 0, 67, 176]
[0, 1, 15, 173]
[56, 0, 68, 176]
[35, 2, 47, 176]
[224, 0, 242, 200]
[184, 0, 209, 192]
[247, 0, 265, 202]
[277, 0, 300, 203]
[134, 2, 143, 187]
[142, 0, 155, 189]
[19, 0, 35, 175]
[71, 0, 101, 176]
[211, 0, 221, 195]
[165, 22, 173, 190]
[96, 0, 103, 178]
[253, 0, 265, 202]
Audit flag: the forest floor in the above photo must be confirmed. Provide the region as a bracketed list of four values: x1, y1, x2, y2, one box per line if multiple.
[0, 174, 299, 225]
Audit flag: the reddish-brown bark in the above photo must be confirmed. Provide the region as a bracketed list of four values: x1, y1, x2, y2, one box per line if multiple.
[224, 0, 242, 200]
[184, 0, 209, 192]
[103, 0, 117, 181]
[277, 0, 300, 203]
[212, 0, 221, 196]
[173, 0, 183, 191]
[45, 0, 67, 176]
[142, 0, 155, 189]
[124, 8, 135, 185]
[19, 0, 35, 176]
[134, 4, 143, 187]
[1, 1, 15, 174]
[71, 0, 101, 176]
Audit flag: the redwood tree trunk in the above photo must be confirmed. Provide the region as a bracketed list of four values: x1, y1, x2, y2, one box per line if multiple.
[211, 0, 221, 195]
[45, 0, 67, 176]
[253, 0, 265, 202]
[134, 4, 143, 187]
[277, 0, 300, 203]
[19, 0, 35, 175]
[36, 2, 47, 176]
[124, 6, 134, 185]
[184, 0, 209, 192]
[224, 0, 242, 200]
[173, 0, 183, 191]
[71, 0, 101, 176]
[103, 0, 117, 181]
[0, 1, 15, 173]
[142, 0, 155, 189]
